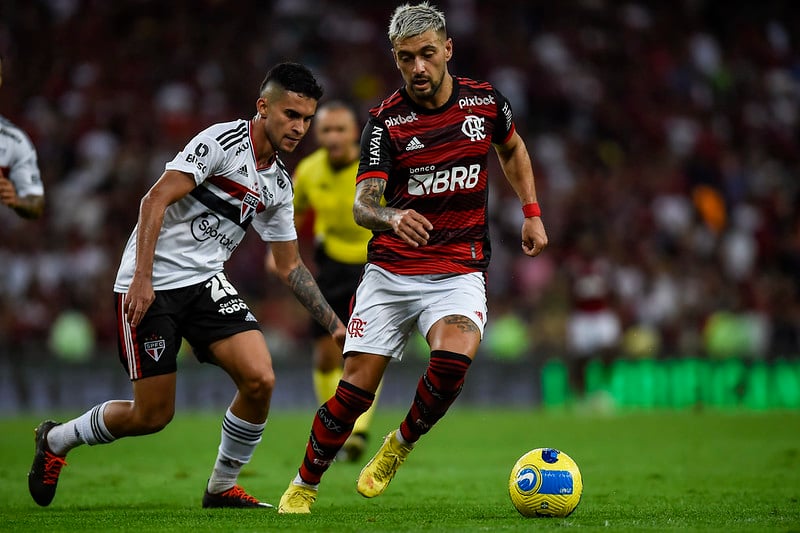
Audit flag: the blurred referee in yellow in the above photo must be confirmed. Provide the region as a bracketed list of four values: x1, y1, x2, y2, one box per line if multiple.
[271, 101, 380, 461]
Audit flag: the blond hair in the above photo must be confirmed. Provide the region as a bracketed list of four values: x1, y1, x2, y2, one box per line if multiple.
[388, 2, 447, 44]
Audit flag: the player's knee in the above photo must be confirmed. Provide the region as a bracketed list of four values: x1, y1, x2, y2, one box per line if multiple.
[238, 369, 275, 403]
[134, 407, 174, 434]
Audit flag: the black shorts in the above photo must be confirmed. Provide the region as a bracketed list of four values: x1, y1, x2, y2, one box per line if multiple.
[114, 272, 261, 380]
[311, 246, 364, 339]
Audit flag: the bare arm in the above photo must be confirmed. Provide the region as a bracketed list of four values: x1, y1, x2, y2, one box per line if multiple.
[271, 240, 346, 347]
[0, 174, 43, 219]
[494, 131, 548, 257]
[264, 208, 308, 275]
[125, 170, 197, 326]
[353, 177, 432, 248]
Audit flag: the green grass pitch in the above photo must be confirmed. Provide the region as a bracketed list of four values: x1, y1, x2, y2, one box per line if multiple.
[1, 408, 799, 532]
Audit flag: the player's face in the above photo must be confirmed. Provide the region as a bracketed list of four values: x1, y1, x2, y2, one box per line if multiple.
[315, 108, 359, 167]
[261, 91, 317, 153]
[393, 29, 452, 107]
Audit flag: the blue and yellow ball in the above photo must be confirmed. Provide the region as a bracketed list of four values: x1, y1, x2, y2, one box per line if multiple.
[508, 447, 583, 517]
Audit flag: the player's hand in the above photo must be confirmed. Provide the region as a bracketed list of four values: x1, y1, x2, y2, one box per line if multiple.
[331, 321, 347, 350]
[124, 275, 156, 327]
[521, 216, 548, 257]
[390, 209, 433, 248]
[0, 174, 19, 208]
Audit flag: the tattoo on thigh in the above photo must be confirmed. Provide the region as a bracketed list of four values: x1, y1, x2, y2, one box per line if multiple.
[443, 315, 480, 334]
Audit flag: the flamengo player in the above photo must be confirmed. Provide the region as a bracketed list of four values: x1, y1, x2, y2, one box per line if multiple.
[278, 1, 548, 513]
[28, 63, 345, 509]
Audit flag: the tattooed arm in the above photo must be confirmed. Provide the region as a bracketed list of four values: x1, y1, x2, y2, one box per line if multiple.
[270, 240, 346, 344]
[353, 177, 433, 248]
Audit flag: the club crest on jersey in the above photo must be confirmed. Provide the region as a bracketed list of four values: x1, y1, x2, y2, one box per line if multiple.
[347, 316, 367, 338]
[241, 192, 260, 222]
[144, 338, 166, 362]
[462, 115, 486, 141]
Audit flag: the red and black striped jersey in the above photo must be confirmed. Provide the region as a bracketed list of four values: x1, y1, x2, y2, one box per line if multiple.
[356, 76, 515, 275]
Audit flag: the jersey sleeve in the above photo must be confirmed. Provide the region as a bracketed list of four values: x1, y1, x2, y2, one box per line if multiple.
[8, 134, 43, 197]
[356, 116, 393, 183]
[251, 196, 297, 242]
[491, 88, 516, 145]
[164, 129, 227, 185]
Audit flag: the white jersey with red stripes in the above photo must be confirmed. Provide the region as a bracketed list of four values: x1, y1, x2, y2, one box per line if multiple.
[114, 119, 296, 292]
[0, 115, 43, 198]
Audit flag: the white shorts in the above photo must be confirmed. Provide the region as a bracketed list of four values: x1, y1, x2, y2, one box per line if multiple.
[344, 264, 487, 360]
[566, 309, 621, 357]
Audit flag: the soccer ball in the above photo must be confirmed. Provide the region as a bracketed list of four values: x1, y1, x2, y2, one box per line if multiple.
[508, 447, 583, 518]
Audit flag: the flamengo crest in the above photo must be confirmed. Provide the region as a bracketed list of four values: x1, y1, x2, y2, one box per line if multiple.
[461, 115, 485, 141]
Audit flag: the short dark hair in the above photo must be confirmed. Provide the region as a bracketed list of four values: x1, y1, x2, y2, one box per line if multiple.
[260, 62, 323, 100]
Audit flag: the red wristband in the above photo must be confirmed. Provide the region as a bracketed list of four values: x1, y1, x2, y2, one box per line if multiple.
[522, 202, 541, 218]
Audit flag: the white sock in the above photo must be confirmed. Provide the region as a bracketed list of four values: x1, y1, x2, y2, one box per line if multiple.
[395, 429, 412, 447]
[47, 401, 116, 456]
[207, 408, 265, 494]
[292, 473, 318, 490]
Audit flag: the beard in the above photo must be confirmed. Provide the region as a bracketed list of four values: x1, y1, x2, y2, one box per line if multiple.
[409, 72, 444, 101]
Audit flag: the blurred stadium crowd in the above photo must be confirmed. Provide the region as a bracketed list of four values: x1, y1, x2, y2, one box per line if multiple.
[0, 0, 798, 367]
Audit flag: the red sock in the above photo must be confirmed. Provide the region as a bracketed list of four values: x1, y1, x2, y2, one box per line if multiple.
[298, 380, 374, 484]
[400, 350, 472, 443]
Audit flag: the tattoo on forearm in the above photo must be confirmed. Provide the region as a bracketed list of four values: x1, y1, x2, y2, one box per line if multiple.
[354, 178, 393, 230]
[442, 315, 481, 334]
[287, 264, 339, 333]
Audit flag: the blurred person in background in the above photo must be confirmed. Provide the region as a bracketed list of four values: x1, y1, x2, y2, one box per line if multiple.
[278, 1, 548, 513]
[0, 54, 45, 416]
[266, 100, 380, 462]
[27, 62, 346, 510]
[0, 56, 44, 220]
[564, 231, 621, 399]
